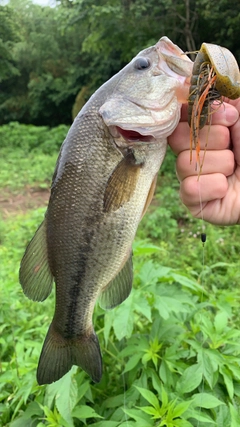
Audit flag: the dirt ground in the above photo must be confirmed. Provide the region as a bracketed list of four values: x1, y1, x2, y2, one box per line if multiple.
[0, 187, 50, 218]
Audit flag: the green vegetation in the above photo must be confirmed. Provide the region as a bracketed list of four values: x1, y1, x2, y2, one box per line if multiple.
[0, 123, 68, 192]
[1, 125, 240, 426]
[1, 1, 240, 424]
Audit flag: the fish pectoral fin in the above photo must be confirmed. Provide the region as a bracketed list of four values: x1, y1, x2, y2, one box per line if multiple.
[103, 152, 142, 212]
[37, 322, 102, 385]
[19, 219, 53, 301]
[99, 252, 133, 309]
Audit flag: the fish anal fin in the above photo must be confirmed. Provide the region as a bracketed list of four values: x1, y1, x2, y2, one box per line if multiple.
[37, 322, 102, 385]
[19, 219, 53, 301]
[103, 152, 142, 212]
[141, 173, 158, 219]
[99, 252, 133, 309]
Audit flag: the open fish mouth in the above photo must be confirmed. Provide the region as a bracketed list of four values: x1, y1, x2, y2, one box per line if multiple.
[115, 126, 154, 143]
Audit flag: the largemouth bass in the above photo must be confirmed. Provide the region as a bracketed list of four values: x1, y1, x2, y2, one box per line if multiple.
[19, 37, 192, 385]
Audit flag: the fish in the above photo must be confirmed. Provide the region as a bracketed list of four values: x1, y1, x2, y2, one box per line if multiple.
[19, 36, 192, 385]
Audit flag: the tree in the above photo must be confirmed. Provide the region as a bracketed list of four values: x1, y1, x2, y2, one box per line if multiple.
[0, 0, 239, 126]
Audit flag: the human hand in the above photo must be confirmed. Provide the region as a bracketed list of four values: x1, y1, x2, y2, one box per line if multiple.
[168, 99, 240, 225]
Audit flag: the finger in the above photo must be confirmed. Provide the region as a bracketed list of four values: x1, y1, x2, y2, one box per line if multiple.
[223, 98, 240, 112]
[176, 149, 235, 181]
[169, 124, 230, 154]
[207, 102, 239, 125]
[179, 101, 238, 125]
[180, 173, 228, 209]
[179, 173, 240, 225]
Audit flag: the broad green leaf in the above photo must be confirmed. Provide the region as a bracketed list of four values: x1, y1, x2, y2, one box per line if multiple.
[176, 364, 202, 394]
[159, 359, 175, 387]
[71, 405, 103, 419]
[149, 369, 162, 394]
[119, 341, 147, 358]
[185, 408, 216, 424]
[214, 311, 228, 334]
[10, 418, 32, 427]
[90, 422, 119, 427]
[215, 404, 231, 427]
[228, 362, 240, 381]
[103, 394, 125, 409]
[112, 293, 134, 340]
[197, 349, 216, 389]
[229, 403, 240, 427]
[16, 401, 42, 418]
[172, 400, 192, 417]
[45, 368, 78, 426]
[135, 386, 160, 410]
[133, 294, 152, 321]
[103, 310, 115, 344]
[192, 393, 224, 409]
[160, 384, 169, 408]
[75, 379, 91, 402]
[220, 366, 234, 399]
[171, 272, 206, 294]
[133, 241, 163, 257]
[136, 260, 168, 285]
[123, 408, 154, 426]
[154, 295, 170, 319]
[123, 353, 142, 373]
[137, 405, 160, 417]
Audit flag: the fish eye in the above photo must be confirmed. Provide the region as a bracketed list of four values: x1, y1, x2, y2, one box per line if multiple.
[134, 57, 151, 70]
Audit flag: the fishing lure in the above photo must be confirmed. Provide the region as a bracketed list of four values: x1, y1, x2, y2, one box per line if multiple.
[188, 43, 240, 172]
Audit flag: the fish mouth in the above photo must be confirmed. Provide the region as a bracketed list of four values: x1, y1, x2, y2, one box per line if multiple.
[115, 126, 154, 143]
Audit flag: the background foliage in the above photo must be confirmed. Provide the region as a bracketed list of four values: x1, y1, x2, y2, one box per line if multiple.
[1, 0, 240, 127]
[1, 0, 240, 426]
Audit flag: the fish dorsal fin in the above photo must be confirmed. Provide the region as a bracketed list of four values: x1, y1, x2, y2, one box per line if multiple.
[103, 152, 142, 212]
[99, 252, 133, 309]
[19, 219, 53, 301]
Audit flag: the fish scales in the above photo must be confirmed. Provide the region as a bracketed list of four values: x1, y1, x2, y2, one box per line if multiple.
[19, 36, 193, 384]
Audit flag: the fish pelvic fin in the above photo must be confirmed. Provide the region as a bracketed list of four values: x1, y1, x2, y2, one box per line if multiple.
[19, 219, 53, 301]
[99, 252, 133, 309]
[37, 322, 102, 385]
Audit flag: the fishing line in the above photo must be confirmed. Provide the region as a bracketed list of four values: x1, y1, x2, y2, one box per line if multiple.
[196, 175, 207, 426]
[120, 338, 130, 427]
[122, 368, 129, 426]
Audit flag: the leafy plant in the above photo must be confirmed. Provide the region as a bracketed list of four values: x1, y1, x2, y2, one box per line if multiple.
[1, 208, 240, 426]
[0, 122, 69, 153]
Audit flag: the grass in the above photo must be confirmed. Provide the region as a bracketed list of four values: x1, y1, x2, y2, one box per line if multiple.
[0, 148, 57, 192]
[1, 129, 240, 426]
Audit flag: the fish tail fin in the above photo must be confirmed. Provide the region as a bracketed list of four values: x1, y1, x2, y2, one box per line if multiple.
[37, 322, 102, 385]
